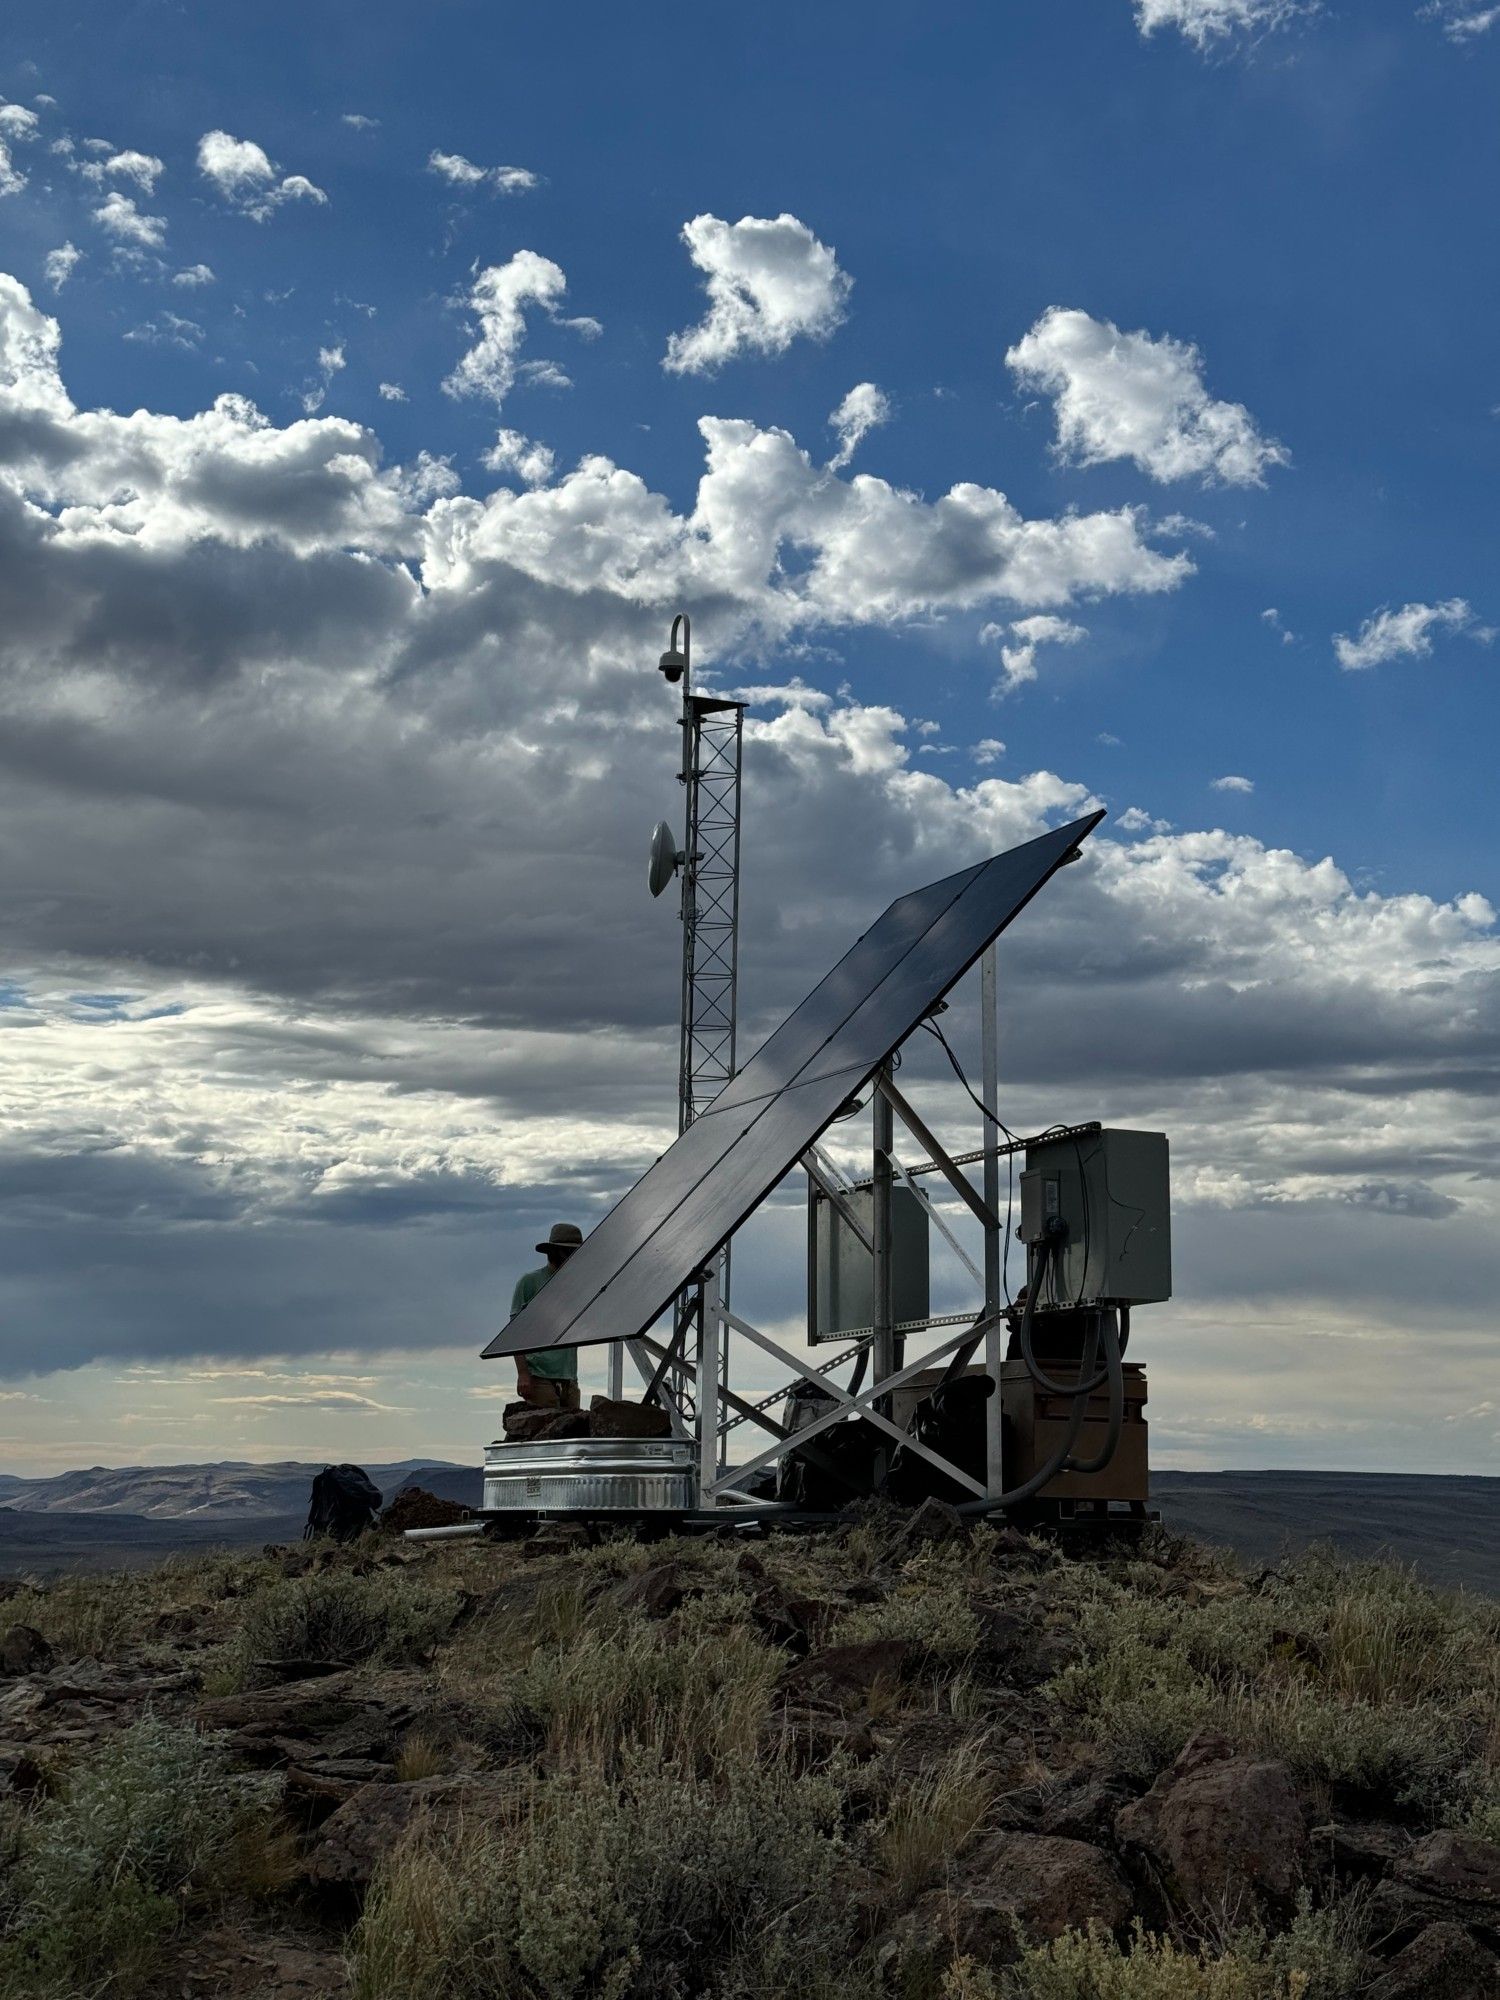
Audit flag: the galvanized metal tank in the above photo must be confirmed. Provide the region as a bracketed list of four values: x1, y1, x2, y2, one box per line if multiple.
[482, 1435, 697, 1513]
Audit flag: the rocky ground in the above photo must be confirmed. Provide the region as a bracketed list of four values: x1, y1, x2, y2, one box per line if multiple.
[0, 1500, 1496, 1998]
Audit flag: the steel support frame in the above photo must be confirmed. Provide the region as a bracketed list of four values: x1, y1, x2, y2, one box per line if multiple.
[692, 955, 1009, 1508]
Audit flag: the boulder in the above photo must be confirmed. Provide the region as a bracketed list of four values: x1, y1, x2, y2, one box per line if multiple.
[381, 1487, 471, 1533]
[1311, 1819, 1415, 1878]
[1114, 1731, 1306, 1918]
[598, 1561, 698, 1621]
[1365, 1922, 1500, 2000]
[502, 1405, 590, 1442]
[1371, 1830, 1500, 1945]
[1039, 1774, 1135, 1847]
[897, 1497, 965, 1546]
[779, 1639, 910, 1711]
[910, 1831, 1131, 1960]
[305, 1773, 520, 1892]
[0, 1624, 53, 1676]
[588, 1396, 671, 1439]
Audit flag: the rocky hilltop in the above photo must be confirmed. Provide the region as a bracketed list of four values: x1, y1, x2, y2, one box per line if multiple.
[0, 1505, 1495, 1998]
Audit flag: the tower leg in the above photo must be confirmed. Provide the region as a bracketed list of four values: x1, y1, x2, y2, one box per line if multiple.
[982, 943, 1005, 1501]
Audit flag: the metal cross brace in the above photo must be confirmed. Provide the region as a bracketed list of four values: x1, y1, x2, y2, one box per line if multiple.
[706, 1304, 991, 1502]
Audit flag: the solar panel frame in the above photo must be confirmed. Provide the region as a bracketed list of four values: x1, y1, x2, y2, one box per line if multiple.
[483, 809, 1104, 1360]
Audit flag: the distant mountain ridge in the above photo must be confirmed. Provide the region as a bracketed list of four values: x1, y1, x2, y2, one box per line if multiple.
[0, 1458, 470, 1520]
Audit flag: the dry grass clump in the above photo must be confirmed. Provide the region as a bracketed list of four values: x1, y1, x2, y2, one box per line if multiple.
[499, 1589, 780, 1773]
[873, 1750, 996, 1902]
[351, 1751, 862, 2000]
[1044, 1548, 1499, 1823]
[0, 1716, 280, 1999]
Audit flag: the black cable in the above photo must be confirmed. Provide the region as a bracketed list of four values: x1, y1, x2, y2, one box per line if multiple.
[919, 1014, 1019, 1307]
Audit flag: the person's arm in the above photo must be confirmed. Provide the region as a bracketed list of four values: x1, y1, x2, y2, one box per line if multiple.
[509, 1277, 535, 1398]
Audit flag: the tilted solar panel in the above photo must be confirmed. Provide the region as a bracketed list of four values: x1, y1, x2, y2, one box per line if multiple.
[483, 809, 1104, 1359]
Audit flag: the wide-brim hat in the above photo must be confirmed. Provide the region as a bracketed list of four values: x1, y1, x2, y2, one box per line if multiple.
[536, 1222, 584, 1256]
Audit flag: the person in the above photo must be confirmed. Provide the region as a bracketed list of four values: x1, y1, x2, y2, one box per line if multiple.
[510, 1222, 583, 1410]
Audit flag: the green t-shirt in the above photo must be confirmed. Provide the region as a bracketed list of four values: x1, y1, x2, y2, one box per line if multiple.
[510, 1265, 578, 1381]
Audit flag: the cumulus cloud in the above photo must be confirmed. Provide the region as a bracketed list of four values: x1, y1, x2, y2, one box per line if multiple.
[664, 213, 851, 376]
[2, 267, 1496, 1476]
[1333, 597, 1488, 671]
[972, 738, 1006, 766]
[43, 243, 81, 291]
[197, 129, 328, 220]
[1211, 773, 1254, 793]
[443, 252, 581, 409]
[0, 104, 39, 198]
[1117, 806, 1174, 833]
[482, 429, 556, 486]
[982, 612, 1088, 691]
[78, 148, 163, 193]
[827, 382, 890, 469]
[92, 190, 166, 249]
[377, 381, 407, 402]
[341, 113, 379, 130]
[1006, 307, 1288, 487]
[1133, 0, 1310, 44]
[427, 149, 538, 194]
[172, 263, 215, 288]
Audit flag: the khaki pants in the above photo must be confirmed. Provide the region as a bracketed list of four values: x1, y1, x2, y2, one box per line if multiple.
[518, 1377, 581, 1412]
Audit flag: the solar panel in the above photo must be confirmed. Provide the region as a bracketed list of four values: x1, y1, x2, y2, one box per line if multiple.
[483, 809, 1104, 1360]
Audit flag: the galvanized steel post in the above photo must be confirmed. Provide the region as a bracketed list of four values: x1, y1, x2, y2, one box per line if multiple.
[981, 943, 1004, 1500]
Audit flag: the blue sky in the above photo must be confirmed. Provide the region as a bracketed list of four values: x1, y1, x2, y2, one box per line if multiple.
[0, 0, 1496, 1476]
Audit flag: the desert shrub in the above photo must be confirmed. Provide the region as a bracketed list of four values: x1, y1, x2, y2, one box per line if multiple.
[228, 1568, 461, 1683]
[0, 1717, 276, 1999]
[351, 1751, 862, 2000]
[1044, 1550, 1498, 1820]
[980, 1897, 1366, 1999]
[836, 1574, 982, 1664]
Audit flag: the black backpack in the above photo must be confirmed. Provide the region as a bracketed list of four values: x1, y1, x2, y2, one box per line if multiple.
[304, 1463, 383, 1542]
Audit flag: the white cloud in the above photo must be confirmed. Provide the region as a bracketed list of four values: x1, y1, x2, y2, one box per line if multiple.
[1420, 2, 1500, 40]
[482, 428, 556, 487]
[1261, 605, 1295, 645]
[341, 113, 380, 130]
[123, 312, 203, 352]
[827, 382, 890, 469]
[172, 263, 215, 288]
[1133, 0, 1310, 44]
[427, 149, 538, 194]
[214, 1390, 399, 1413]
[92, 191, 166, 249]
[1212, 773, 1255, 793]
[1006, 307, 1288, 487]
[300, 343, 346, 415]
[43, 242, 81, 291]
[197, 129, 328, 221]
[1334, 597, 1487, 671]
[973, 738, 1006, 766]
[443, 251, 574, 410]
[664, 213, 851, 376]
[377, 381, 407, 402]
[983, 612, 1088, 690]
[78, 148, 163, 193]
[0, 104, 41, 142]
[1117, 806, 1174, 833]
